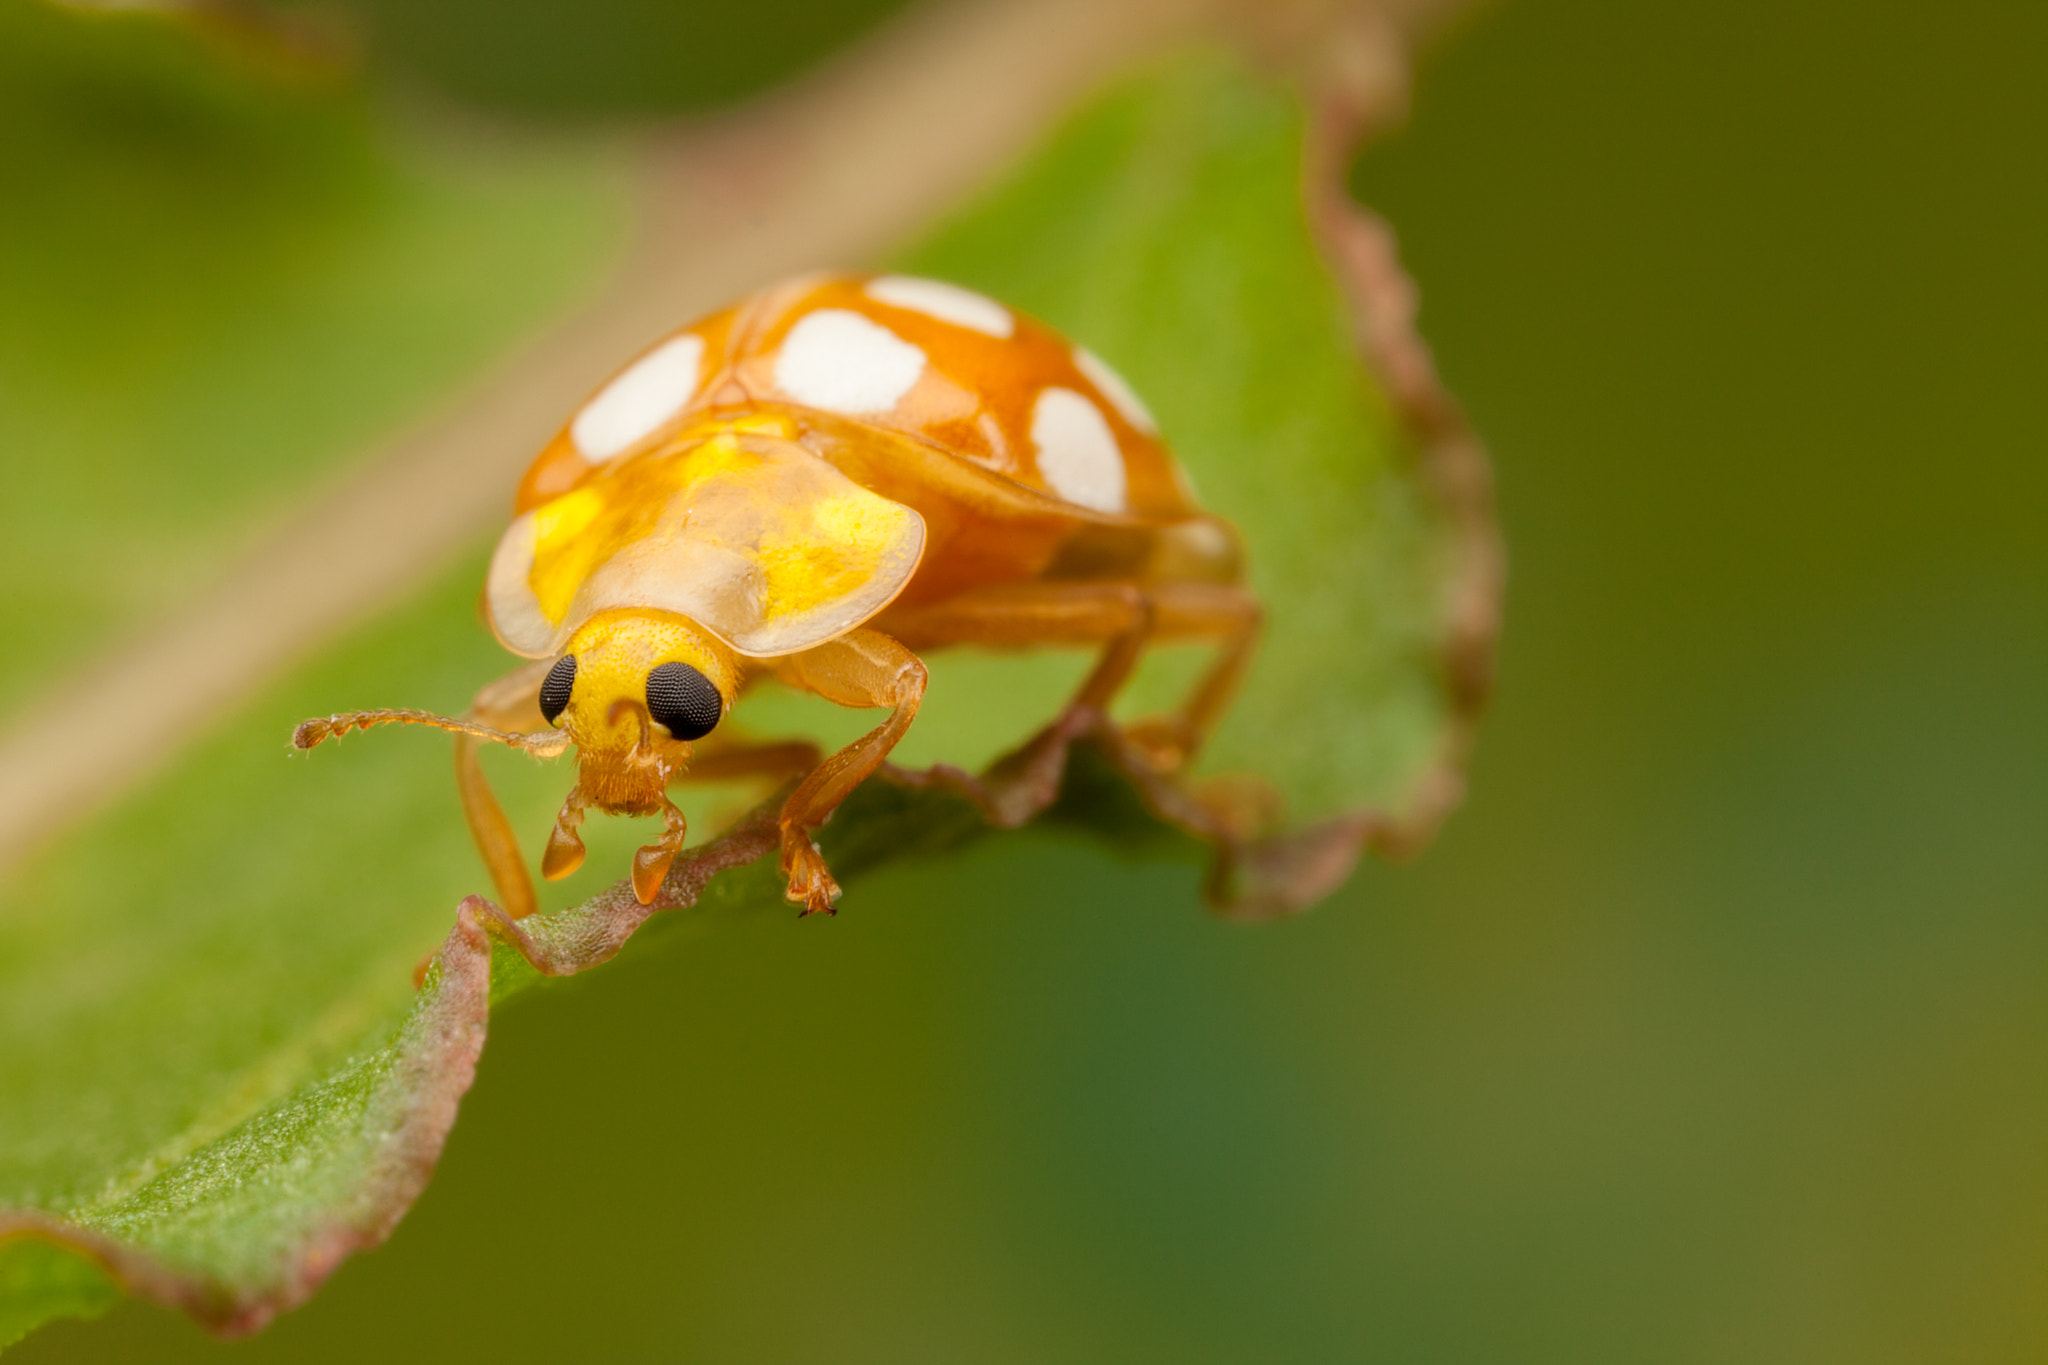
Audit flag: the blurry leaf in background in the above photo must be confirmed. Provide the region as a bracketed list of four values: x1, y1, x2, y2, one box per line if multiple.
[0, 0, 630, 715]
[0, 31, 1484, 1353]
[296, 0, 916, 119]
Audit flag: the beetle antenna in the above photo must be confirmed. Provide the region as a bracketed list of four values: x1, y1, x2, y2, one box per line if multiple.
[291, 708, 571, 758]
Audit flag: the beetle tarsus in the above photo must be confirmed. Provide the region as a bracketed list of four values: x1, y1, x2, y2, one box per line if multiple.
[780, 833, 842, 916]
[1119, 715, 1201, 775]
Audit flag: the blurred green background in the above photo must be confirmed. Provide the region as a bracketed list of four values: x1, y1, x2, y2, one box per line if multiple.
[15, 0, 2047, 1359]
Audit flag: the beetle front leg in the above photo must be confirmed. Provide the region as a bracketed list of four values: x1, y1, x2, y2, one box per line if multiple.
[768, 629, 928, 915]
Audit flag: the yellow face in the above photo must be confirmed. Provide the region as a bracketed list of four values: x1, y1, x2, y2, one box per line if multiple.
[546, 609, 739, 815]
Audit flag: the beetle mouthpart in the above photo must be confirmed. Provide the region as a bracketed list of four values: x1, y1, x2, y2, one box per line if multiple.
[629, 795, 690, 904]
[542, 823, 585, 880]
[605, 697, 654, 751]
[541, 788, 589, 881]
[574, 741, 673, 815]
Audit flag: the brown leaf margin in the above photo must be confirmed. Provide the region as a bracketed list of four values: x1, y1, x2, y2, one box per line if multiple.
[0, 909, 492, 1337]
[1279, 7, 1504, 876]
[0, 14, 1503, 1342]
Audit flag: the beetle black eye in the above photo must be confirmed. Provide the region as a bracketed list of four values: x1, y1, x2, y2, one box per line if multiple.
[539, 655, 576, 726]
[646, 661, 721, 740]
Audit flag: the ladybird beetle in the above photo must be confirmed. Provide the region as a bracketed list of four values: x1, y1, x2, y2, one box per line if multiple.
[295, 274, 1260, 916]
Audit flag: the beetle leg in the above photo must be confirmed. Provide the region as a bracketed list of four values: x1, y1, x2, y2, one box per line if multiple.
[453, 659, 555, 920]
[553, 737, 822, 903]
[767, 629, 928, 915]
[878, 580, 1262, 811]
[1121, 583, 1263, 773]
[675, 736, 825, 786]
[1067, 585, 1154, 712]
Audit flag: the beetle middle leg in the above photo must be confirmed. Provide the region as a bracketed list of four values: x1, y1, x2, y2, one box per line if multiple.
[679, 735, 824, 786]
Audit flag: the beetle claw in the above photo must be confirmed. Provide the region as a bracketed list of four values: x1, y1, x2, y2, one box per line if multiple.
[780, 833, 841, 916]
[1120, 716, 1200, 774]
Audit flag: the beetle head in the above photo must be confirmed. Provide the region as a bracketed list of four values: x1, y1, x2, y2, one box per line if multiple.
[290, 605, 740, 904]
[544, 608, 738, 817]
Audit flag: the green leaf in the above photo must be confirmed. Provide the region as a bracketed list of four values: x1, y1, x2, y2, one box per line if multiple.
[0, 45, 1495, 1352]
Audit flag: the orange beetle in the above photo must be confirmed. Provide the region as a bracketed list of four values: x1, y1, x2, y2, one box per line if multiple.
[296, 274, 1259, 916]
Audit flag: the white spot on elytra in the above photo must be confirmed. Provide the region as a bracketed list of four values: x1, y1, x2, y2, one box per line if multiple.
[1031, 387, 1126, 514]
[774, 309, 928, 414]
[571, 333, 705, 460]
[1074, 346, 1157, 435]
[863, 276, 1014, 338]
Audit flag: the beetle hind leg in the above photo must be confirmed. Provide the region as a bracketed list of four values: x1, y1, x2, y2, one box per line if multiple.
[879, 580, 1262, 823]
[1120, 587, 1263, 774]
